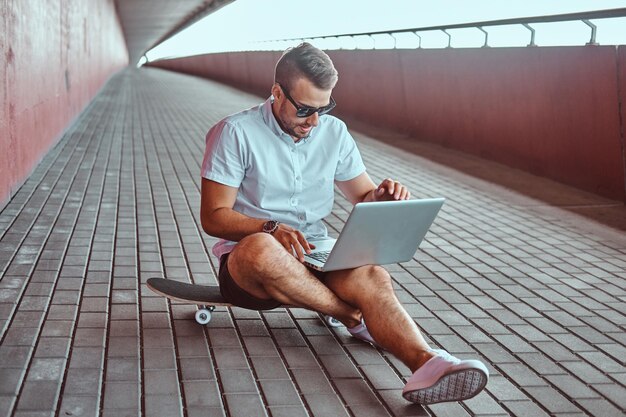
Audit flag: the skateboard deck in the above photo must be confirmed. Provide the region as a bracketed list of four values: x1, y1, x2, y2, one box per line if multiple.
[146, 277, 341, 327]
[147, 277, 251, 306]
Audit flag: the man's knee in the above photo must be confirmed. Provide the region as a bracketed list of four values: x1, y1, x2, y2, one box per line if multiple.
[230, 233, 281, 265]
[229, 233, 295, 281]
[358, 265, 394, 292]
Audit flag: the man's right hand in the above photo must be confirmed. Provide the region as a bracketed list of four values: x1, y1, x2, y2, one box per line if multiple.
[271, 224, 316, 262]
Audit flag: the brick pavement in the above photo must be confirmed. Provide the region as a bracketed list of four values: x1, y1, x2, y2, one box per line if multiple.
[0, 67, 624, 417]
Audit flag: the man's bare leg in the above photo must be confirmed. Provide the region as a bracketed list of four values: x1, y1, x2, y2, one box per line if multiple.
[225, 233, 489, 401]
[323, 265, 435, 372]
[226, 233, 362, 327]
[227, 234, 433, 372]
[323, 264, 489, 405]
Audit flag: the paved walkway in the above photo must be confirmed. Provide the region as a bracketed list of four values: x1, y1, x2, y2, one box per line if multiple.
[0, 68, 624, 417]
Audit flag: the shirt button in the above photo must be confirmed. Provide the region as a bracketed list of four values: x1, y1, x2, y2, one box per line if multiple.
[299, 215, 305, 221]
[291, 148, 296, 153]
[296, 176, 301, 181]
[290, 198, 298, 206]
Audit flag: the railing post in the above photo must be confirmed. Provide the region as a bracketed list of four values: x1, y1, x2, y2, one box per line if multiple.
[413, 31, 422, 48]
[389, 33, 397, 49]
[368, 34, 376, 49]
[582, 19, 599, 45]
[478, 26, 489, 47]
[523, 23, 537, 47]
[442, 29, 452, 48]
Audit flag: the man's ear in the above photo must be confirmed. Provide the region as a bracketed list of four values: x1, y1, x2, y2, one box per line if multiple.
[271, 83, 281, 100]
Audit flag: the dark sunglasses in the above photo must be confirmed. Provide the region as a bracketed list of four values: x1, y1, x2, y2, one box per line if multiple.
[278, 83, 336, 118]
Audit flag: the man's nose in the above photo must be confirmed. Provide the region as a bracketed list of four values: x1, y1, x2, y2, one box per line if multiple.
[306, 112, 319, 126]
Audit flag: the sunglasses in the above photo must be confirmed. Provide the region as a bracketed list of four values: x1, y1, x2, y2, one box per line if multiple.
[278, 83, 336, 118]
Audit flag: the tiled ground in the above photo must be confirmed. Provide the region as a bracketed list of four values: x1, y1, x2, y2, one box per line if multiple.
[0, 67, 625, 417]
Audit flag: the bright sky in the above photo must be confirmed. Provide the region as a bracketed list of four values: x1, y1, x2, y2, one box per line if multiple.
[145, 0, 626, 62]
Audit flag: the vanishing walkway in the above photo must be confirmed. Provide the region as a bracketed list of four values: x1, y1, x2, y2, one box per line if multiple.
[0, 68, 625, 417]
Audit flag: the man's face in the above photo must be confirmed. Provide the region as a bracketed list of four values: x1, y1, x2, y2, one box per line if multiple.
[271, 78, 333, 141]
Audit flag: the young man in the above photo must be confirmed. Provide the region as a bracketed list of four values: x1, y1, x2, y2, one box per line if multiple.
[200, 42, 488, 404]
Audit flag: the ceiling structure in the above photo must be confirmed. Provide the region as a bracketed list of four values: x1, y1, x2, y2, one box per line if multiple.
[114, 0, 235, 63]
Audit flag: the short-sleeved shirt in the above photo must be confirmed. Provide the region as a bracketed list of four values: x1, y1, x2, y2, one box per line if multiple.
[202, 97, 366, 259]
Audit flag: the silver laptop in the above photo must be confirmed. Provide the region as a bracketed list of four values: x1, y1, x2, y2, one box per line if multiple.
[304, 198, 445, 271]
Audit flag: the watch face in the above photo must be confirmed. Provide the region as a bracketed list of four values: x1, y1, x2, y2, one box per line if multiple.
[263, 220, 278, 234]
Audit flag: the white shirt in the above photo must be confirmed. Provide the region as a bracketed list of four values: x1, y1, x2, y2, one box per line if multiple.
[202, 97, 366, 259]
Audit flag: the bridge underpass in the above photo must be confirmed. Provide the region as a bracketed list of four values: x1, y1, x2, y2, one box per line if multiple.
[0, 66, 624, 417]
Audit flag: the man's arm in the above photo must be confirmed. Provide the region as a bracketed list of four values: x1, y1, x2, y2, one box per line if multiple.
[200, 178, 315, 260]
[335, 172, 411, 205]
[200, 178, 264, 241]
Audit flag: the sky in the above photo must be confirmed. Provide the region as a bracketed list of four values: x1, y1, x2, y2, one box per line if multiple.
[145, 0, 626, 62]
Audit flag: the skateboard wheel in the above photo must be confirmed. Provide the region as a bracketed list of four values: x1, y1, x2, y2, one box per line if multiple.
[325, 315, 342, 328]
[195, 309, 212, 325]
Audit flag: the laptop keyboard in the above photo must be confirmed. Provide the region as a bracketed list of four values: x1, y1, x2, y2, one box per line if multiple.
[307, 250, 331, 263]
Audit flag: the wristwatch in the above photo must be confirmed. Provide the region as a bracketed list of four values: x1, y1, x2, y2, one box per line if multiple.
[262, 220, 280, 235]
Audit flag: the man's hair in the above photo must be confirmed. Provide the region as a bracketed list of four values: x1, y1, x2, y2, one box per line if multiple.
[274, 42, 338, 91]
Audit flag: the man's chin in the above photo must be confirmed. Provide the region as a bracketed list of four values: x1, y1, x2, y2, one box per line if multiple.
[282, 122, 313, 140]
[296, 132, 311, 140]
[286, 128, 310, 140]
[297, 126, 313, 138]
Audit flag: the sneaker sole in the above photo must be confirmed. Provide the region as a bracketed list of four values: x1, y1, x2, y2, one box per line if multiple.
[402, 368, 488, 405]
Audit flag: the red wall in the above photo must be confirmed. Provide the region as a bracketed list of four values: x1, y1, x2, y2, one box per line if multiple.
[0, 0, 128, 208]
[617, 45, 626, 196]
[151, 51, 281, 98]
[150, 47, 626, 202]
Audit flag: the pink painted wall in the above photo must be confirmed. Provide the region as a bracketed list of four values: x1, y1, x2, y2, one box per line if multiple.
[619, 47, 626, 195]
[332, 47, 625, 201]
[151, 51, 281, 98]
[0, 0, 128, 207]
[149, 47, 626, 202]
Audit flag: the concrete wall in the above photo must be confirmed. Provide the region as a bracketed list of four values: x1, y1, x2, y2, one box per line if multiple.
[149, 47, 626, 202]
[0, 0, 128, 207]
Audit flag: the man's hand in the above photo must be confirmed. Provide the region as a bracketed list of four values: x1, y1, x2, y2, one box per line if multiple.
[373, 178, 411, 201]
[272, 224, 316, 262]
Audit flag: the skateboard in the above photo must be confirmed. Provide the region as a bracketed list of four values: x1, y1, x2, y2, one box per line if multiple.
[147, 277, 343, 327]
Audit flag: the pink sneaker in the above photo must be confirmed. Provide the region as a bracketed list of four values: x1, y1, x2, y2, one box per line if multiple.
[402, 349, 489, 404]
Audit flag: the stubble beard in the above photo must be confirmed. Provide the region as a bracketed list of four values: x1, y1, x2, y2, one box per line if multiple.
[278, 115, 312, 141]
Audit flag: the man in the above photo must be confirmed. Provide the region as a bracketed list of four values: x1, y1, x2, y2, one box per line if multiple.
[200, 42, 488, 404]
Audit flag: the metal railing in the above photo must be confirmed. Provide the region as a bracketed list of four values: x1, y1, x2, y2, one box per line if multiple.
[261, 8, 626, 49]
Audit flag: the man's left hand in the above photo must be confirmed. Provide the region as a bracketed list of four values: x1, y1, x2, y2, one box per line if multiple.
[373, 178, 411, 201]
